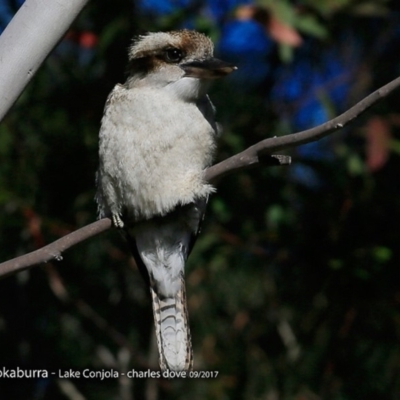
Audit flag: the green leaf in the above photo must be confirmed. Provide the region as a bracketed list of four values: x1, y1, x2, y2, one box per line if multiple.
[372, 246, 392, 263]
[278, 43, 295, 63]
[211, 198, 231, 223]
[347, 154, 365, 176]
[302, 0, 350, 16]
[329, 259, 344, 270]
[295, 15, 328, 39]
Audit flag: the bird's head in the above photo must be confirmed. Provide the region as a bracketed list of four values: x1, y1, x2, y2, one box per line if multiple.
[126, 30, 237, 99]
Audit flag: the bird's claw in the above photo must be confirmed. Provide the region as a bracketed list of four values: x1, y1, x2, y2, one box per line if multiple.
[112, 213, 125, 229]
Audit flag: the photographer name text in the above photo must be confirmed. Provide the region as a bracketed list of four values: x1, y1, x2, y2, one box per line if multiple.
[0, 367, 219, 379]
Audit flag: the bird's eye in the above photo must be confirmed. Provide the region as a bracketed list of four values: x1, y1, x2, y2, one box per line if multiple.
[165, 48, 183, 63]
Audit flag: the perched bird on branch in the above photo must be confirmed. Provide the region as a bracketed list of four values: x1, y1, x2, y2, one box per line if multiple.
[96, 30, 236, 371]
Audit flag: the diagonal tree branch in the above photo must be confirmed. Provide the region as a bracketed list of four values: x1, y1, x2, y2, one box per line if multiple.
[1, 75, 400, 279]
[205, 75, 400, 181]
[0, 219, 111, 279]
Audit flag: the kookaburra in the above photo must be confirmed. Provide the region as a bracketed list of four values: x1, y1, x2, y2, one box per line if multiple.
[96, 30, 236, 371]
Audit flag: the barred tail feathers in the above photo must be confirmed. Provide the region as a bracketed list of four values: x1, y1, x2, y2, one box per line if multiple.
[150, 275, 193, 372]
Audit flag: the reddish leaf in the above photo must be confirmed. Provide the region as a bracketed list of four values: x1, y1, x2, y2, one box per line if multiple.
[268, 16, 302, 47]
[365, 116, 391, 171]
[79, 31, 98, 48]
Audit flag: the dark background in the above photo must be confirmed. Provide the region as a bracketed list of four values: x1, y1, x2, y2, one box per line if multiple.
[1, 0, 400, 398]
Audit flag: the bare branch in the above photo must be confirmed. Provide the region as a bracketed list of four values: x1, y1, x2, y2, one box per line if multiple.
[2, 75, 400, 278]
[206, 75, 400, 181]
[0, 219, 111, 279]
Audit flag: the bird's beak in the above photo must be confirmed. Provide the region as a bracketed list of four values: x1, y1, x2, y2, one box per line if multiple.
[180, 58, 237, 79]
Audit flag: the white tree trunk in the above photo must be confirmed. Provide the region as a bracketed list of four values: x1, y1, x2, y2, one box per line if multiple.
[0, 0, 90, 122]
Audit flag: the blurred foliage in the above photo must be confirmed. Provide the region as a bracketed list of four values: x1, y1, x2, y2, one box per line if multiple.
[1, 0, 400, 399]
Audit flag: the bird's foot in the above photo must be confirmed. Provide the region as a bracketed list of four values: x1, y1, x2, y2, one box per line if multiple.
[112, 213, 125, 229]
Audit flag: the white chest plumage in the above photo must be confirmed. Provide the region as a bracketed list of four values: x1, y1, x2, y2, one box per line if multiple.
[97, 82, 217, 221]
